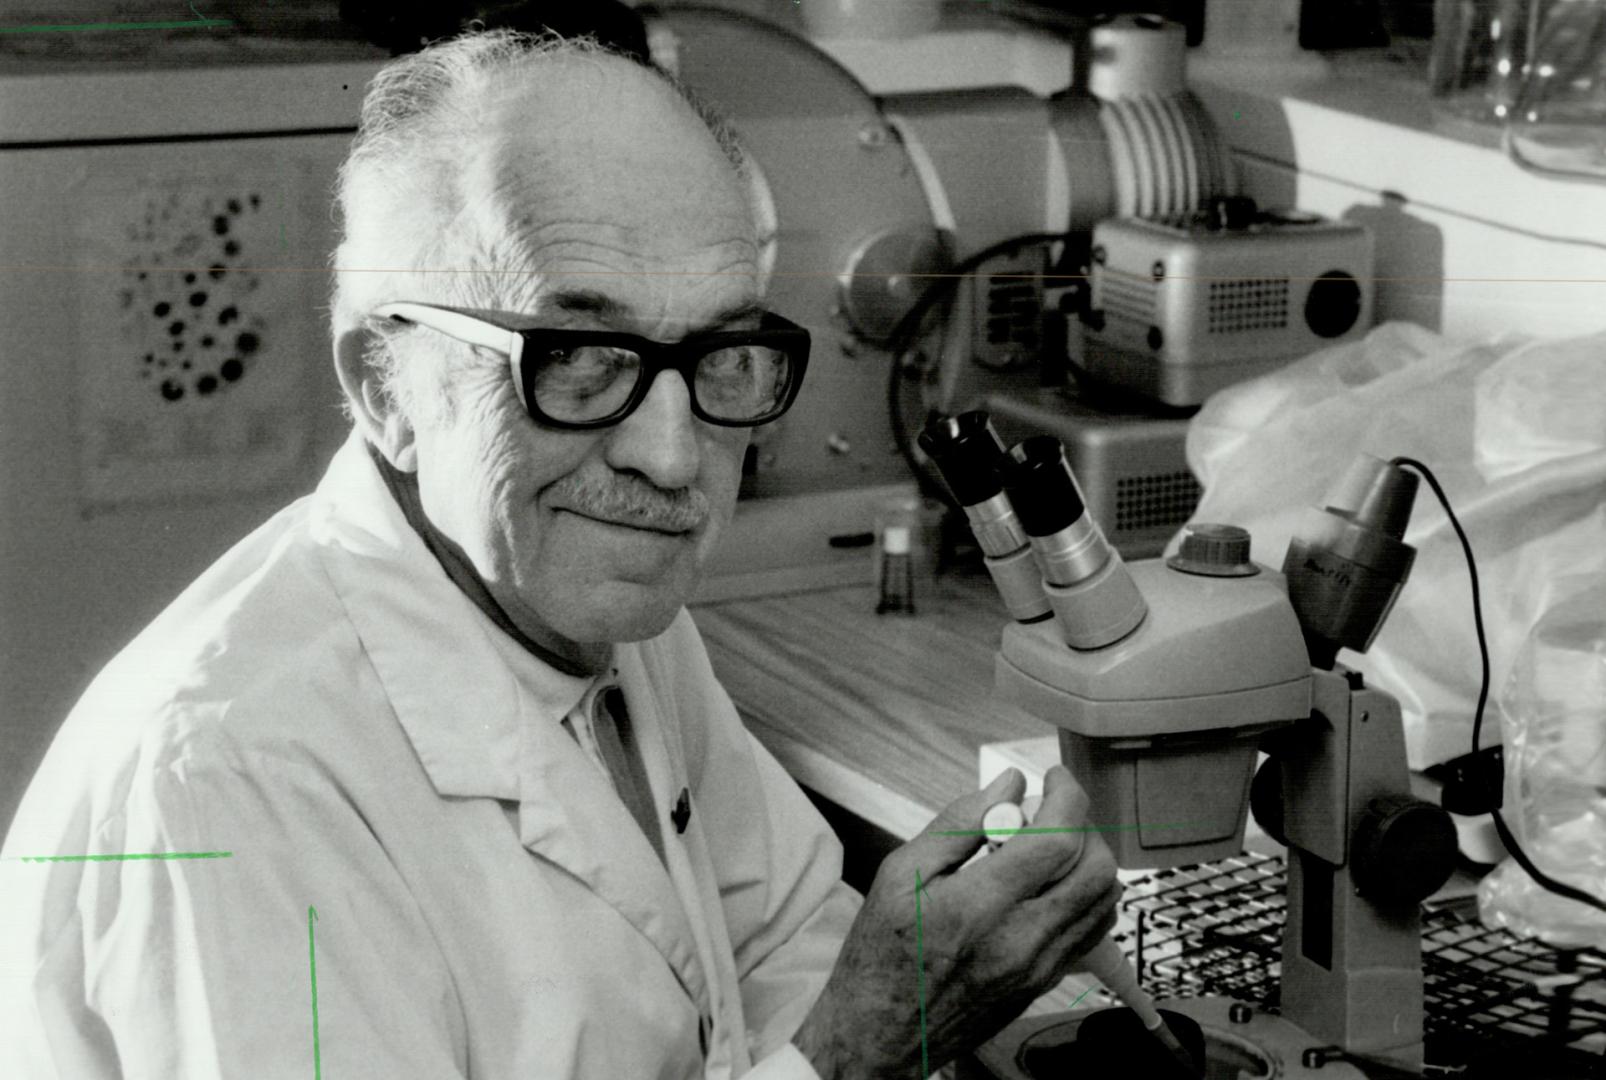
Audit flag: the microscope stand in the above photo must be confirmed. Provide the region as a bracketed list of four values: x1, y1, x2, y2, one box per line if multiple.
[968, 665, 1444, 1079]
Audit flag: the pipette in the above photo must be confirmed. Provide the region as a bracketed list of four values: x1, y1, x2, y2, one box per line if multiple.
[1079, 938, 1200, 1078]
[979, 800, 1202, 1078]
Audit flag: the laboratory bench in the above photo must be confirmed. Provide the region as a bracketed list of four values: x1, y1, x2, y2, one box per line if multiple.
[692, 566, 1606, 1077]
[696, 563, 1039, 845]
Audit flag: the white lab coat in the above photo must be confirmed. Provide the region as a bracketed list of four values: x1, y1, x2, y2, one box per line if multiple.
[0, 431, 861, 1079]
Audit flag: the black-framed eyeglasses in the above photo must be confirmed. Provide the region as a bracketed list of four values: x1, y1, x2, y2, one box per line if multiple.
[373, 301, 811, 429]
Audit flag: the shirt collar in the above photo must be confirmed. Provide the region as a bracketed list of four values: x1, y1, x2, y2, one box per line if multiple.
[309, 431, 594, 801]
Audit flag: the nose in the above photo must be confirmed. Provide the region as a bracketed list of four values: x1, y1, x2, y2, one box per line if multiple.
[604, 370, 701, 490]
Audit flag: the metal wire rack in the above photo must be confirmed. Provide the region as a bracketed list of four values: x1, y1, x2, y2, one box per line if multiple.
[1109, 852, 1606, 1077]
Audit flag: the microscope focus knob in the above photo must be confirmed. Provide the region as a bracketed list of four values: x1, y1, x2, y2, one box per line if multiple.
[1351, 795, 1459, 906]
[1167, 523, 1259, 577]
[1249, 757, 1288, 847]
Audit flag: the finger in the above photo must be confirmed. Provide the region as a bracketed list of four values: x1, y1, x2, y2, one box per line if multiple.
[1046, 880, 1125, 980]
[1029, 876, 1125, 987]
[1013, 834, 1119, 939]
[979, 768, 1095, 892]
[900, 767, 1028, 877]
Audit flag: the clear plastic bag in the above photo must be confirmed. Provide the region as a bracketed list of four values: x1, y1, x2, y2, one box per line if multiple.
[1477, 578, 1606, 947]
[1180, 321, 1606, 769]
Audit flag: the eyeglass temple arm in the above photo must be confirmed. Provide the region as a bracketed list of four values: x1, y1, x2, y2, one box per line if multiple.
[373, 302, 520, 356]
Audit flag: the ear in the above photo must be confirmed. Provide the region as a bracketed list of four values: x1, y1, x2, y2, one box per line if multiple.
[334, 325, 418, 472]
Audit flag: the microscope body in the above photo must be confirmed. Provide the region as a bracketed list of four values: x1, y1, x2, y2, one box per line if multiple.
[993, 555, 1439, 1076]
[997, 558, 1308, 868]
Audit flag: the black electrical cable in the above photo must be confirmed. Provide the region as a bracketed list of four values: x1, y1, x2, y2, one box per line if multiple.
[1393, 456, 1606, 917]
[885, 231, 1072, 506]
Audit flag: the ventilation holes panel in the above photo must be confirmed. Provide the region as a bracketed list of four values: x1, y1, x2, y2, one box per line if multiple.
[1207, 278, 1289, 334]
[1114, 471, 1201, 533]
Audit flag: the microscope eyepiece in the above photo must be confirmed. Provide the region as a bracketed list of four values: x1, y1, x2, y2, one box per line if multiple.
[997, 435, 1146, 648]
[918, 412, 1007, 506]
[999, 436, 1087, 537]
[918, 412, 1050, 624]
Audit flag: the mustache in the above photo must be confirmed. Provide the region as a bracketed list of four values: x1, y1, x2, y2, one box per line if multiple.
[550, 471, 711, 534]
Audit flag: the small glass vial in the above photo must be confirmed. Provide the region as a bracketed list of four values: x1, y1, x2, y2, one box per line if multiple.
[874, 496, 919, 615]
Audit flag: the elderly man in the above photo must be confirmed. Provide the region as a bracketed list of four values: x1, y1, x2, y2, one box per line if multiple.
[1, 31, 1119, 1079]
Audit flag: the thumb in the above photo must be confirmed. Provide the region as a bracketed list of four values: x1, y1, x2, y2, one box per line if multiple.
[905, 767, 1028, 874]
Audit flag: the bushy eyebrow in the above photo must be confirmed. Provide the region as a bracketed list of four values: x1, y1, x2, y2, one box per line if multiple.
[545, 288, 629, 320]
[543, 288, 765, 334]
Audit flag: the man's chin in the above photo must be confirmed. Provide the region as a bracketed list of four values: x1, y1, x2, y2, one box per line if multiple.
[553, 574, 699, 645]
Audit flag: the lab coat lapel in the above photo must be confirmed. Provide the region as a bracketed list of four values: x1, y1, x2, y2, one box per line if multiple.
[311, 434, 525, 801]
[614, 643, 756, 1077]
[516, 690, 712, 1015]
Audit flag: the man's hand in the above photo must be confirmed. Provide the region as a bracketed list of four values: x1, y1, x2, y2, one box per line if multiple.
[791, 765, 1121, 1079]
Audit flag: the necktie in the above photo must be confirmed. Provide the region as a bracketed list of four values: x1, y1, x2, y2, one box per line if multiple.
[592, 687, 667, 867]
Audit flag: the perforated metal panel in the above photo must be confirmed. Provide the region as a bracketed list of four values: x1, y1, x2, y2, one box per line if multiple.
[980, 387, 1198, 560]
[1207, 277, 1290, 334]
[1114, 469, 1201, 533]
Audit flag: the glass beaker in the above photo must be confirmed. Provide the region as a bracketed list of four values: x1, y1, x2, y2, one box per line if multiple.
[1429, 0, 1547, 123]
[1505, 0, 1606, 179]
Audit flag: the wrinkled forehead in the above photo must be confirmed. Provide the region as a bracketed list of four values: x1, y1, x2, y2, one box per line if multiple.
[459, 55, 758, 321]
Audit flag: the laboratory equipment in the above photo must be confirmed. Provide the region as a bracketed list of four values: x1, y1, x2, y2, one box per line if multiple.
[649, 5, 1242, 581]
[996, 436, 1148, 651]
[982, 796, 1202, 1078]
[1076, 940, 1201, 1078]
[937, 411, 1462, 1077]
[917, 413, 1050, 624]
[1505, 0, 1606, 181]
[979, 387, 1199, 561]
[873, 495, 920, 615]
[1429, 0, 1543, 124]
[981, 800, 1026, 852]
[1081, 201, 1375, 407]
[1088, 854, 1606, 1078]
[648, 6, 944, 599]
[876, 12, 1235, 386]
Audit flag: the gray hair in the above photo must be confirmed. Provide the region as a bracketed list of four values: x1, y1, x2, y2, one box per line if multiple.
[330, 28, 749, 426]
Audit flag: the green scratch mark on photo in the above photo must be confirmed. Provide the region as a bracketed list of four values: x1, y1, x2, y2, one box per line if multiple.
[308, 906, 322, 1080]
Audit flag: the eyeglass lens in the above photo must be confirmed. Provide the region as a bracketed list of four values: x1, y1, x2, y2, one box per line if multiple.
[531, 344, 791, 423]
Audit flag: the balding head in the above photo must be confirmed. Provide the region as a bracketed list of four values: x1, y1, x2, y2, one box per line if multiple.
[331, 30, 758, 422]
[467, 52, 758, 313]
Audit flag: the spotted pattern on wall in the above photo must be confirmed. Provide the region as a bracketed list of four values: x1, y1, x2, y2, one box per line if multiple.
[116, 188, 270, 405]
[73, 162, 314, 509]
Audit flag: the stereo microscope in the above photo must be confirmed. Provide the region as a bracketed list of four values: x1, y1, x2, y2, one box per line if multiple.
[921, 412, 1460, 1080]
